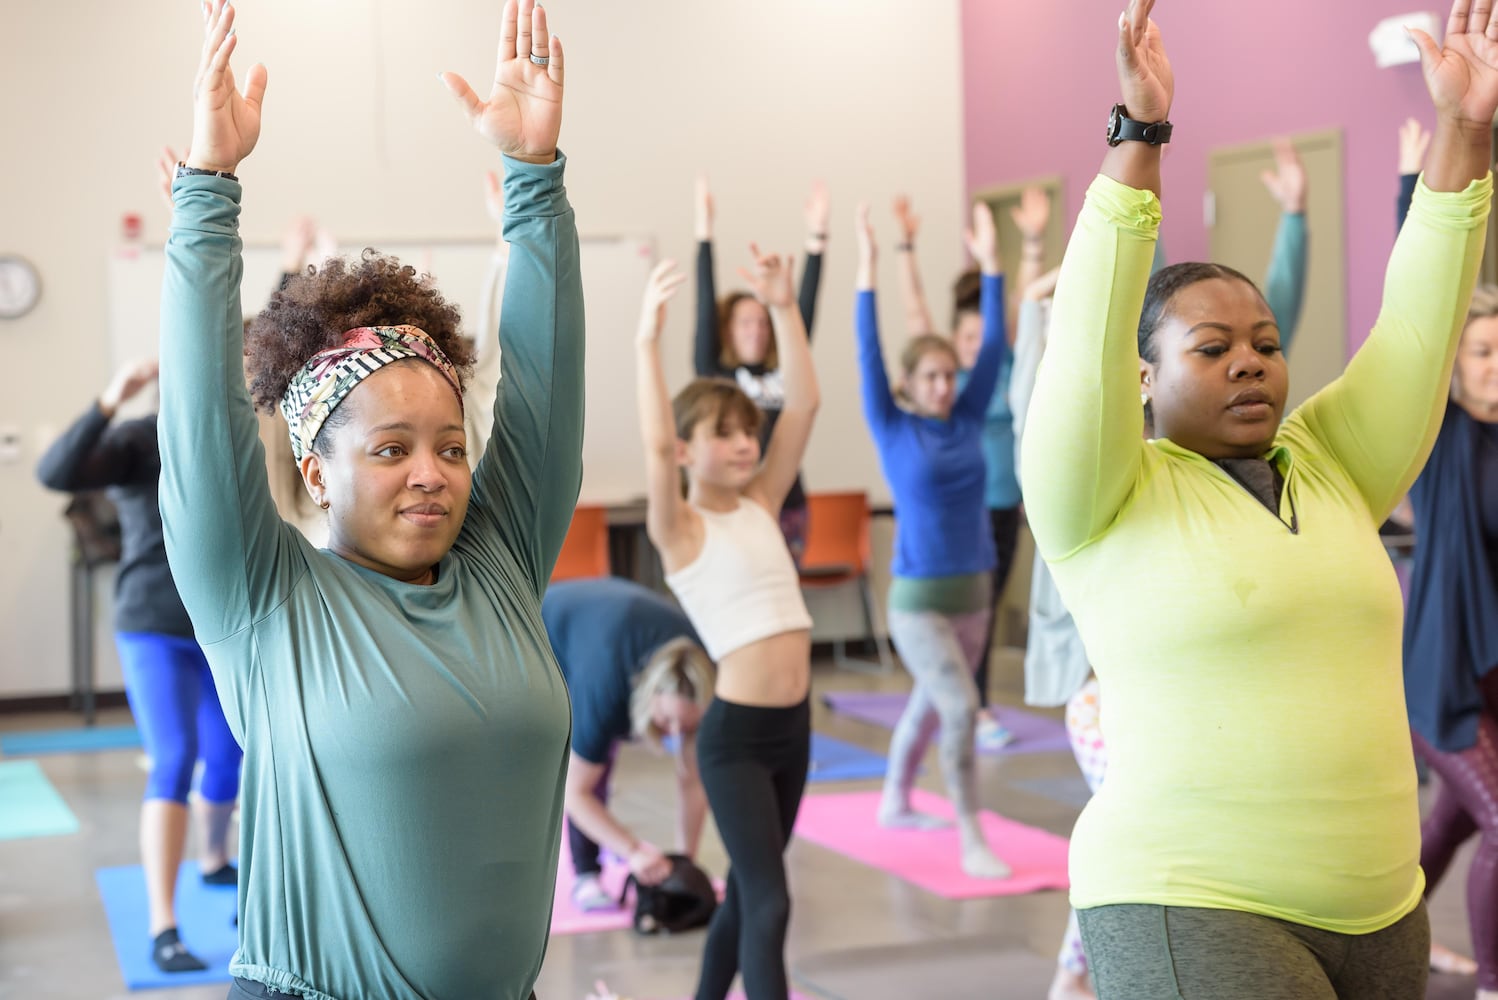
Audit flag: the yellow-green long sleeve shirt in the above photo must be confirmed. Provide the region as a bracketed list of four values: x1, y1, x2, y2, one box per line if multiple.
[1021, 171, 1491, 933]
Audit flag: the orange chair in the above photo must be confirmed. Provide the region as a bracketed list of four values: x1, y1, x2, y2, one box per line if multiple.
[798, 491, 893, 672]
[550, 505, 611, 582]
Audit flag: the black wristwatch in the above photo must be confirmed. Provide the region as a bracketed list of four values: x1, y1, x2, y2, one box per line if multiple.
[1106, 104, 1173, 147]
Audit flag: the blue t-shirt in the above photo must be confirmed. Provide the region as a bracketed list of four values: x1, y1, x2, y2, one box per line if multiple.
[856, 276, 1007, 579]
[542, 577, 702, 764]
[957, 362, 1019, 510]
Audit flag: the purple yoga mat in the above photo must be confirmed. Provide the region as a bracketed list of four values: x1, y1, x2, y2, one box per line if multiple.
[822, 692, 1070, 755]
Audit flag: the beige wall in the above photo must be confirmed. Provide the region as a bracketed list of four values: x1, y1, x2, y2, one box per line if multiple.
[0, 1, 966, 696]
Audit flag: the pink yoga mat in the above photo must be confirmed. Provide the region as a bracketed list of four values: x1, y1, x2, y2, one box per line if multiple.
[793, 789, 1070, 900]
[550, 840, 635, 935]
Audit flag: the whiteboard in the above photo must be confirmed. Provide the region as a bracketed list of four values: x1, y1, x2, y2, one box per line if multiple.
[107, 236, 674, 505]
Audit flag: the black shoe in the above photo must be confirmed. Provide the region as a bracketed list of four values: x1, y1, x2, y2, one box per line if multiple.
[151, 927, 207, 973]
[202, 863, 238, 887]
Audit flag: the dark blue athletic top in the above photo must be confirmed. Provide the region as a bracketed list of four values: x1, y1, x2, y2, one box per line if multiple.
[36, 404, 194, 638]
[542, 577, 702, 764]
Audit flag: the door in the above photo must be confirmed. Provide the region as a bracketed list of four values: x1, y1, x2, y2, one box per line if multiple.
[1207, 129, 1346, 411]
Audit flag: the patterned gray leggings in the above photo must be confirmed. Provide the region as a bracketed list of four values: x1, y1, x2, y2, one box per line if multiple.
[883, 605, 990, 824]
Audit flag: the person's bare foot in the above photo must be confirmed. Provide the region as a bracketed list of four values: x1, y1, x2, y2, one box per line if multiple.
[1047, 965, 1096, 1000]
[1430, 941, 1478, 976]
[960, 840, 1011, 879]
[878, 793, 951, 830]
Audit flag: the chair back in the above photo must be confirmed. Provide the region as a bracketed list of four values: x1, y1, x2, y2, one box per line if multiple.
[551, 505, 611, 582]
[799, 491, 871, 582]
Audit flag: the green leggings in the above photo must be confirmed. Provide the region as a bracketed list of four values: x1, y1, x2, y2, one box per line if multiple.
[1077, 900, 1429, 1000]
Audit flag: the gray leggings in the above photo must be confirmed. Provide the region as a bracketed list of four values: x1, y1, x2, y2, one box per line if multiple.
[1077, 901, 1430, 1000]
[884, 604, 990, 822]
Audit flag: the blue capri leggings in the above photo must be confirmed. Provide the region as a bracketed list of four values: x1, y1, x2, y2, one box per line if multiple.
[115, 631, 242, 804]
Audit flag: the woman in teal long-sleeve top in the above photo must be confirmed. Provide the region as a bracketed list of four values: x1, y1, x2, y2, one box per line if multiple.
[158, 4, 580, 998]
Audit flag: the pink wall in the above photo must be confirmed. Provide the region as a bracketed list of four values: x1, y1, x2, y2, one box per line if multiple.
[961, 0, 1438, 351]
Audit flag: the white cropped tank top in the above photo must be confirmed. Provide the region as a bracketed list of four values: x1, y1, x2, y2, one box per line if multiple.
[665, 500, 814, 661]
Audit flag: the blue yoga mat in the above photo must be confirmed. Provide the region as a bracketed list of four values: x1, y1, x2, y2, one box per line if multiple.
[96, 862, 238, 990]
[0, 760, 79, 840]
[806, 733, 892, 783]
[1, 724, 141, 756]
[663, 732, 892, 783]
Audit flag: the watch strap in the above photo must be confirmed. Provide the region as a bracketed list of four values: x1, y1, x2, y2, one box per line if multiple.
[1109, 105, 1173, 147]
[175, 163, 240, 182]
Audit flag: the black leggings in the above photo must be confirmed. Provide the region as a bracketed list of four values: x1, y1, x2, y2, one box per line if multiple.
[693, 697, 810, 1000]
[974, 505, 1021, 709]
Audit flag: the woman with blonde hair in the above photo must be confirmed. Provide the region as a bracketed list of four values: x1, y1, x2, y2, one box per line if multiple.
[542, 577, 714, 912]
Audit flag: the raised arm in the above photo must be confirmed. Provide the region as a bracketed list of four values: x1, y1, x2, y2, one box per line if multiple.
[854, 202, 901, 436]
[443, 0, 581, 591]
[466, 169, 511, 462]
[635, 260, 703, 570]
[744, 245, 820, 515]
[1258, 139, 1309, 351]
[798, 179, 829, 336]
[693, 175, 723, 376]
[159, 0, 294, 643]
[1021, 0, 1168, 562]
[892, 195, 938, 335]
[1396, 118, 1431, 232]
[1009, 186, 1051, 342]
[954, 201, 1009, 419]
[38, 361, 159, 492]
[1297, 0, 1496, 521]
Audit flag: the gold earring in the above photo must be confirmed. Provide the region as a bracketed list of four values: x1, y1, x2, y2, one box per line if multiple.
[320, 499, 330, 510]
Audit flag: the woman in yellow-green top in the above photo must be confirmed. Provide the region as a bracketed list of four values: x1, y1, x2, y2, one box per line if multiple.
[1020, 2, 1498, 996]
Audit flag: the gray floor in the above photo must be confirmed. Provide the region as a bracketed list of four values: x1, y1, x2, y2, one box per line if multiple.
[0, 650, 1482, 1000]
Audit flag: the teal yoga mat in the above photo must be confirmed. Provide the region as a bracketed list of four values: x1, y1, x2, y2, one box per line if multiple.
[0, 724, 141, 756]
[0, 760, 80, 839]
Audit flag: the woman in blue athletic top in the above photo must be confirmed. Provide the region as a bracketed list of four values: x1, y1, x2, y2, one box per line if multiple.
[542, 577, 714, 913]
[854, 200, 1010, 880]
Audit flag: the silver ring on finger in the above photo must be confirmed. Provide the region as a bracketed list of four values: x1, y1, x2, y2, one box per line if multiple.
[530, 53, 550, 66]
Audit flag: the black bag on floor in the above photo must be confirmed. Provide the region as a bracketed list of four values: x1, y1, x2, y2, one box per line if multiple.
[620, 854, 717, 935]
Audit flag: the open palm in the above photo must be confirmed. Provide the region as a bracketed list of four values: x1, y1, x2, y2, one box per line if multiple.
[1116, 0, 1173, 123]
[1414, 3, 1498, 125]
[186, 1, 267, 173]
[443, 0, 565, 164]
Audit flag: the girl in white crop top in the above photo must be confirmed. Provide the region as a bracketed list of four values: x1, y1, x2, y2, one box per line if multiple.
[635, 245, 819, 1000]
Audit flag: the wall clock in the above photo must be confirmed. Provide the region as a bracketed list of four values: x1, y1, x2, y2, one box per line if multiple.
[0, 256, 41, 319]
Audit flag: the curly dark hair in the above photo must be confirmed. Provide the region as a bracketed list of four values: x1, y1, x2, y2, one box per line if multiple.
[245, 250, 475, 416]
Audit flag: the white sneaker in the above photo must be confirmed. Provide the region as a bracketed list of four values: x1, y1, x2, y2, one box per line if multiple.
[570, 873, 614, 912]
[976, 714, 1015, 750]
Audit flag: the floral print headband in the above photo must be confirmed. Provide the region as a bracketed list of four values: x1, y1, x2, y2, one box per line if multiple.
[278, 325, 462, 461]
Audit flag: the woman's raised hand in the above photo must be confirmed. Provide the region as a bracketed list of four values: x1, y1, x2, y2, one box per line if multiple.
[442, 0, 564, 165]
[637, 259, 686, 343]
[694, 175, 714, 241]
[1259, 139, 1308, 214]
[1010, 186, 1051, 241]
[963, 202, 1002, 276]
[737, 244, 795, 309]
[1411, 0, 1498, 128]
[1115, 0, 1173, 123]
[808, 178, 832, 235]
[1398, 118, 1433, 175]
[185, 1, 267, 174]
[892, 195, 920, 245]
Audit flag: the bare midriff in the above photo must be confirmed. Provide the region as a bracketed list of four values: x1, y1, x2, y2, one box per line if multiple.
[713, 629, 812, 707]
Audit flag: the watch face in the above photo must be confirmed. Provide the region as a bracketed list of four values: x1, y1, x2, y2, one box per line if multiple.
[1106, 105, 1123, 146]
[0, 256, 41, 319]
